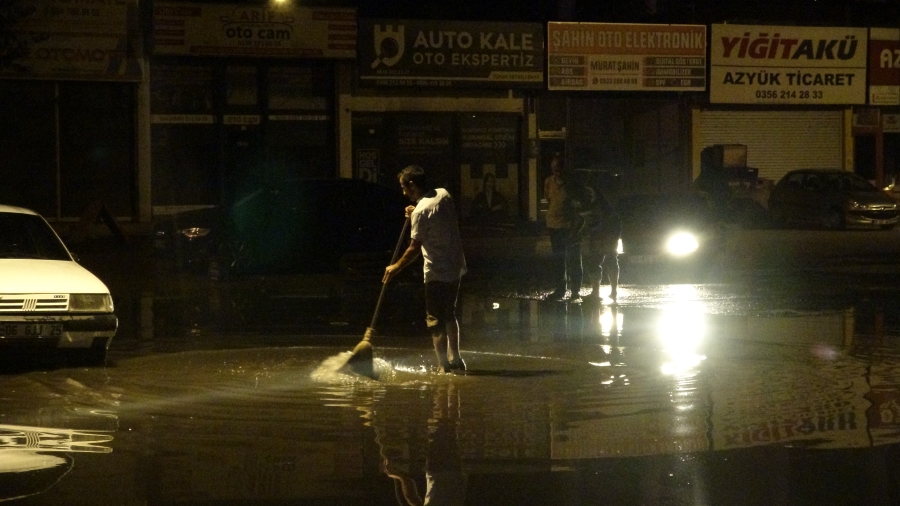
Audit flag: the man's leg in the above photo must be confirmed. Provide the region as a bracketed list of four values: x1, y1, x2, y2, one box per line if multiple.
[591, 259, 603, 298]
[446, 319, 460, 360]
[566, 239, 583, 299]
[425, 281, 450, 370]
[603, 253, 620, 300]
[425, 280, 464, 371]
[444, 280, 463, 367]
[548, 229, 568, 298]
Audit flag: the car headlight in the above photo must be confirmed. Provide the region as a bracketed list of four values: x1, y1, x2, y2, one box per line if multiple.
[666, 232, 699, 257]
[70, 294, 114, 313]
[178, 227, 211, 239]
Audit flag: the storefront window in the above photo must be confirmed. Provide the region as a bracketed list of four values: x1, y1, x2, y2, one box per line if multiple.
[0, 80, 135, 219]
[59, 82, 136, 217]
[264, 64, 334, 181]
[151, 63, 218, 208]
[226, 66, 258, 107]
[0, 81, 56, 217]
[352, 112, 522, 223]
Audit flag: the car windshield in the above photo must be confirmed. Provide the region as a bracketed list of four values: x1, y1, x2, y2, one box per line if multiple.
[0, 212, 71, 260]
[823, 173, 878, 192]
[619, 193, 711, 225]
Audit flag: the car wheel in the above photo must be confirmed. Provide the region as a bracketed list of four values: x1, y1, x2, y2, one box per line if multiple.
[822, 208, 845, 230]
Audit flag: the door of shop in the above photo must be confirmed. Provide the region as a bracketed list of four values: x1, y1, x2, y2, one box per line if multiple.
[698, 110, 844, 183]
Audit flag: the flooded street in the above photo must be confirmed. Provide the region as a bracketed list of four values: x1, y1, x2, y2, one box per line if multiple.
[5, 271, 900, 505]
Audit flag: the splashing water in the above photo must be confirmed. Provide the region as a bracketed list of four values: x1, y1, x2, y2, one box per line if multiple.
[310, 351, 396, 383]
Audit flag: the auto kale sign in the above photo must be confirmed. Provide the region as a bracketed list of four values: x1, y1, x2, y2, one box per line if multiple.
[358, 19, 544, 88]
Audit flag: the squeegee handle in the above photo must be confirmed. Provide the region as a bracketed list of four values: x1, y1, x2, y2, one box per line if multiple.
[369, 217, 410, 331]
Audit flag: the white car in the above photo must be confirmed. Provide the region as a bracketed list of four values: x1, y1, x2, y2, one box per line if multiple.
[0, 205, 117, 364]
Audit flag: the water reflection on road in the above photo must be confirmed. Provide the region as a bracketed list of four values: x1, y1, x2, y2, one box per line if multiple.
[5, 283, 900, 504]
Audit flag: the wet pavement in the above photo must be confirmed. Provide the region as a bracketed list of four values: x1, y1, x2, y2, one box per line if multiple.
[4, 231, 900, 504]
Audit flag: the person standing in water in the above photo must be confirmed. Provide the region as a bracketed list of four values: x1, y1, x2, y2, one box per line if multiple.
[543, 153, 584, 302]
[383, 165, 468, 373]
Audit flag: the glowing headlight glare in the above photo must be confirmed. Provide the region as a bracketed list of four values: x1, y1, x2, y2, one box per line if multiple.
[178, 227, 211, 239]
[616, 238, 623, 254]
[598, 306, 623, 337]
[666, 232, 698, 256]
[657, 303, 706, 375]
[69, 294, 113, 312]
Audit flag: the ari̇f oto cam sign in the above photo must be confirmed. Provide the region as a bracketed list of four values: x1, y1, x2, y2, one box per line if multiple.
[153, 2, 356, 58]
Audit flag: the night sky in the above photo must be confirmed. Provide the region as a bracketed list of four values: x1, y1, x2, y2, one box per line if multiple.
[354, 0, 898, 27]
[183, 0, 899, 27]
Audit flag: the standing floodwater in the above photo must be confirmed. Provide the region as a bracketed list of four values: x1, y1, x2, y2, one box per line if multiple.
[5, 283, 900, 504]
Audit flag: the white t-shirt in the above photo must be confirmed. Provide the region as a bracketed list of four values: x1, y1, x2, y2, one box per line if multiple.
[410, 188, 467, 283]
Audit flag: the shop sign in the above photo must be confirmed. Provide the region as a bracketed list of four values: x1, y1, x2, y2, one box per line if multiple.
[884, 114, 900, 134]
[458, 115, 519, 221]
[547, 22, 706, 92]
[355, 149, 380, 183]
[357, 19, 544, 88]
[869, 28, 900, 106]
[223, 115, 261, 125]
[711, 24, 868, 105]
[153, 2, 356, 59]
[150, 114, 216, 124]
[712, 374, 871, 450]
[867, 373, 900, 446]
[0, 0, 143, 81]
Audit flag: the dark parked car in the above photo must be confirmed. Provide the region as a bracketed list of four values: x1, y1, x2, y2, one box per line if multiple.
[154, 178, 408, 276]
[611, 192, 723, 280]
[768, 169, 900, 230]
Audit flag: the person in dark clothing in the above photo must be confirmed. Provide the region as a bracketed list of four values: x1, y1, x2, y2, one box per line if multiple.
[585, 187, 621, 301]
[543, 154, 586, 302]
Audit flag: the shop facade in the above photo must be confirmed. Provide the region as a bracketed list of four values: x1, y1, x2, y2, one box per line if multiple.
[694, 108, 850, 183]
[0, 0, 145, 222]
[346, 19, 544, 224]
[864, 28, 900, 191]
[694, 24, 870, 187]
[5, 7, 900, 230]
[149, 2, 355, 216]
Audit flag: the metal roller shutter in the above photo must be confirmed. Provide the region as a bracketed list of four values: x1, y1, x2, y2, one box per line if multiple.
[699, 110, 843, 182]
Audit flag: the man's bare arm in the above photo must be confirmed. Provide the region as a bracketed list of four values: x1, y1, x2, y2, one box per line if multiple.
[383, 239, 422, 284]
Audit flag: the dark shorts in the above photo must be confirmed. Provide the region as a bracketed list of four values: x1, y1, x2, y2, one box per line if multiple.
[425, 279, 460, 335]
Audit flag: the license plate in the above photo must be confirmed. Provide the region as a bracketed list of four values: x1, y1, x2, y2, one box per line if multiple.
[0, 323, 64, 337]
